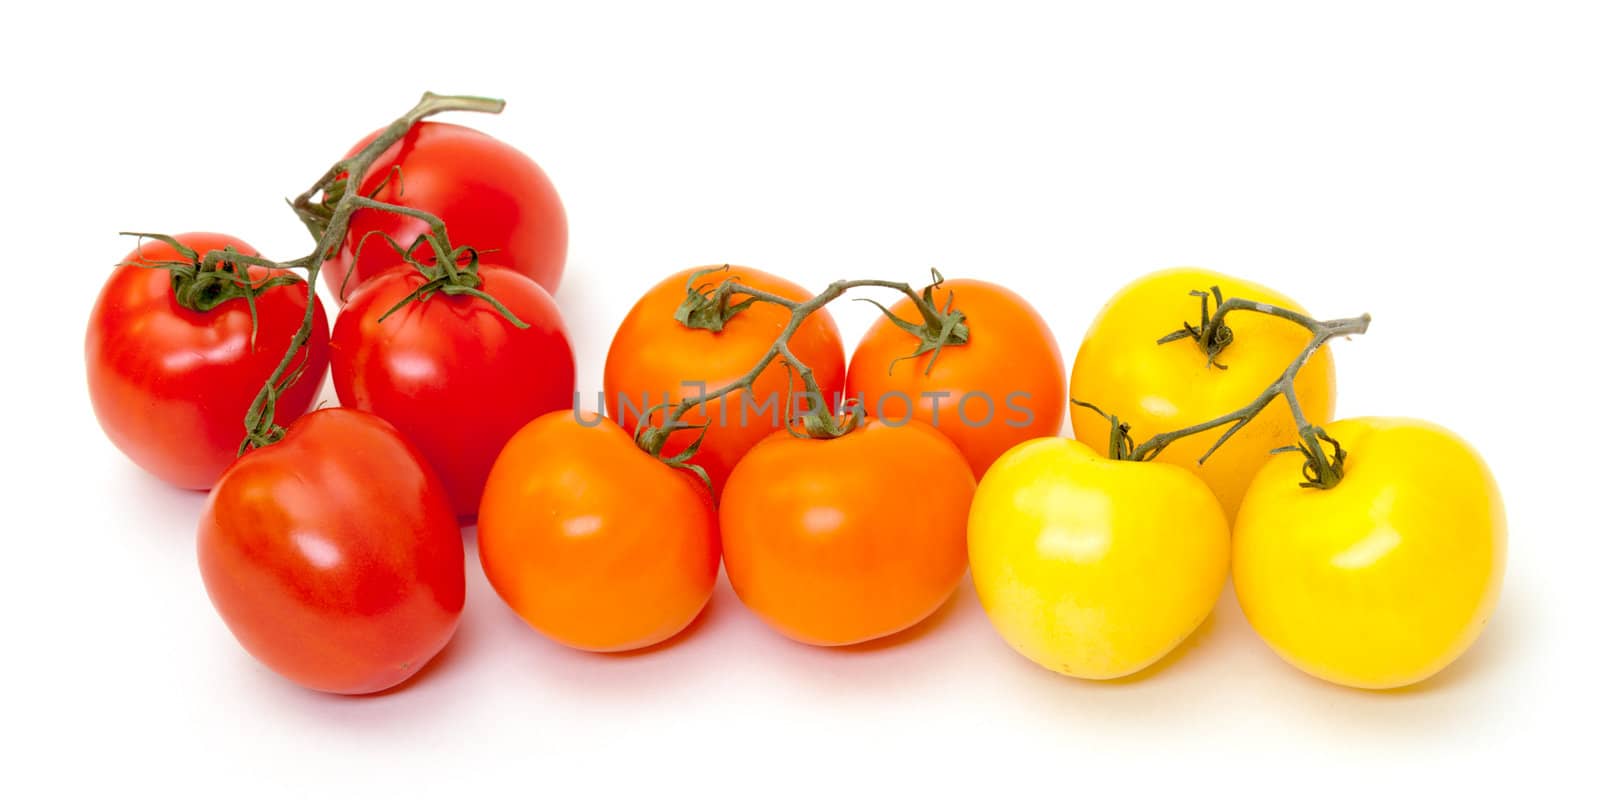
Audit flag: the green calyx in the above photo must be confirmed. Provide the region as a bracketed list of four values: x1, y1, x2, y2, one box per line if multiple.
[369, 230, 528, 328]
[1272, 427, 1347, 489]
[674, 265, 760, 332]
[121, 232, 302, 349]
[1070, 399, 1136, 461]
[632, 402, 713, 492]
[1158, 285, 1234, 369]
[857, 269, 970, 376]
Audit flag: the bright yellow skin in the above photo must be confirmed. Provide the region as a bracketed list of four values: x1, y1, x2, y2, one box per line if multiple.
[1233, 417, 1506, 689]
[1070, 268, 1336, 521]
[967, 438, 1231, 679]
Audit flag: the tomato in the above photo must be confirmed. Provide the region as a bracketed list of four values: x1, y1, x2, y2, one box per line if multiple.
[720, 419, 975, 646]
[605, 265, 846, 497]
[322, 122, 566, 301]
[197, 408, 464, 694]
[1233, 417, 1506, 689]
[478, 412, 719, 652]
[846, 278, 1065, 477]
[967, 437, 1230, 679]
[1069, 268, 1336, 520]
[86, 233, 330, 490]
[330, 265, 575, 519]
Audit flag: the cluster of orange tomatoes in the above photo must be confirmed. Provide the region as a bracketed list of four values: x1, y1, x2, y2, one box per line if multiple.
[86, 95, 1505, 697]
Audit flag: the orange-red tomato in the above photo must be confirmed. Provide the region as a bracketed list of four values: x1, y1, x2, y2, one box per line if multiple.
[477, 411, 720, 652]
[605, 265, 846, 496]
[198, 408, 464, 695]
[846, 278, 1065, 477]
[720, 419, 975, 646]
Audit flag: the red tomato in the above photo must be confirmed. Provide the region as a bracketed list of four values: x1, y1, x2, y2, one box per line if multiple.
[478, 412, 720, 652]
[330, 265, 575, 519]
[322, 122, 566, 301]
[720, 419, 975, 646]
[604, 265, 846, 497]
[197, 408, 464, 694]
[86, 233, 330, 490]
[846, 278, 1066, 477]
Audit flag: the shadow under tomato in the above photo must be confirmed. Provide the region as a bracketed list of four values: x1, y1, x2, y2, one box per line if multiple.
[1100, 609, 1220, 685]
[110, 462, 210, 541]
[817, 579, 975, 654]
[592, 587, 723, 659]
[334, 614, 477, 700]
[1312, 591, 1524, 698]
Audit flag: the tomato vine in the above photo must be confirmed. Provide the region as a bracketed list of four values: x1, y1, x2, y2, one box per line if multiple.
[633, 268, 971, 473]
[1074, 287, 1371, 488]
[120, 93, 513, 452]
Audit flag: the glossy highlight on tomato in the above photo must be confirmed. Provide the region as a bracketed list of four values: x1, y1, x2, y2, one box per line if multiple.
[86, 233, 329, 490]
[322, 122, 567, 301]
[1233, 417, 1506, 689]
[330, 264, 575, 519]
[478, 412, 719, 652]
[197, 408, 465, 695]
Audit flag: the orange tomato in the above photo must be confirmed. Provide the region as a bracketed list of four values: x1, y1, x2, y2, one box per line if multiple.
[846, 278, 1065, 476]
[477, 411, 719, 652]
[605, 265, 846, 497]
[720, 419, 975, 646]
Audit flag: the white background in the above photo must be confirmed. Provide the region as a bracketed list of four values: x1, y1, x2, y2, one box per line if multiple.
[4, 1, 1595, 805]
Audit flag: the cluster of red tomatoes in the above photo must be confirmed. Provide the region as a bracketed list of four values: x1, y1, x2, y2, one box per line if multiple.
[86, 98, 1506, 697]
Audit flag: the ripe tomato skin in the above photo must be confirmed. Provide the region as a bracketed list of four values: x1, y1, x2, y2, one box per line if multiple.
[967, 438, 1229, 679]
[846, 278, 1065, 477]
[322, 122, 567, 301]
[720, 419, 975, 646]
[605, 265, 846, 497]
[1069, 268, 1336, 520]
[1232, 417, 1506, 690]
[478, 412, 719, 652]
[86, 233, 330, 490]
[197, 408, 464, 695]
[330, 265, 575, 519]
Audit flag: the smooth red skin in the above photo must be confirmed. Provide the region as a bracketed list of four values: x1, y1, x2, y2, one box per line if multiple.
[197, 408, 464, 695]
[330, 266, 575, 519]
[322, 122, 567, 302]
[85, 233, 330, 490]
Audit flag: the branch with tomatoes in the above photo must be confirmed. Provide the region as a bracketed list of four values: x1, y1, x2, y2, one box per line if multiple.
[86, 92, 1506, 697]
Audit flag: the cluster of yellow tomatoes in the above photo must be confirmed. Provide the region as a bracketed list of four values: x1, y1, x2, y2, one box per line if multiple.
[976, 270, 1504, 689]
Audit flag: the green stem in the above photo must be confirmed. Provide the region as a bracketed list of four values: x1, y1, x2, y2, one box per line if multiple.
[636, 273, 970, 459]
[207, 92, 507, 451]
[1073, 290, 1372, 488]
[1128, 311, 1369, 465]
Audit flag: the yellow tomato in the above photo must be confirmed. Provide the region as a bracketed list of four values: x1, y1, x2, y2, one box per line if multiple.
[967, 437, 1230, 679]
[1233, 417, 1506, 689]
[1069, 268, 1336, 520]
